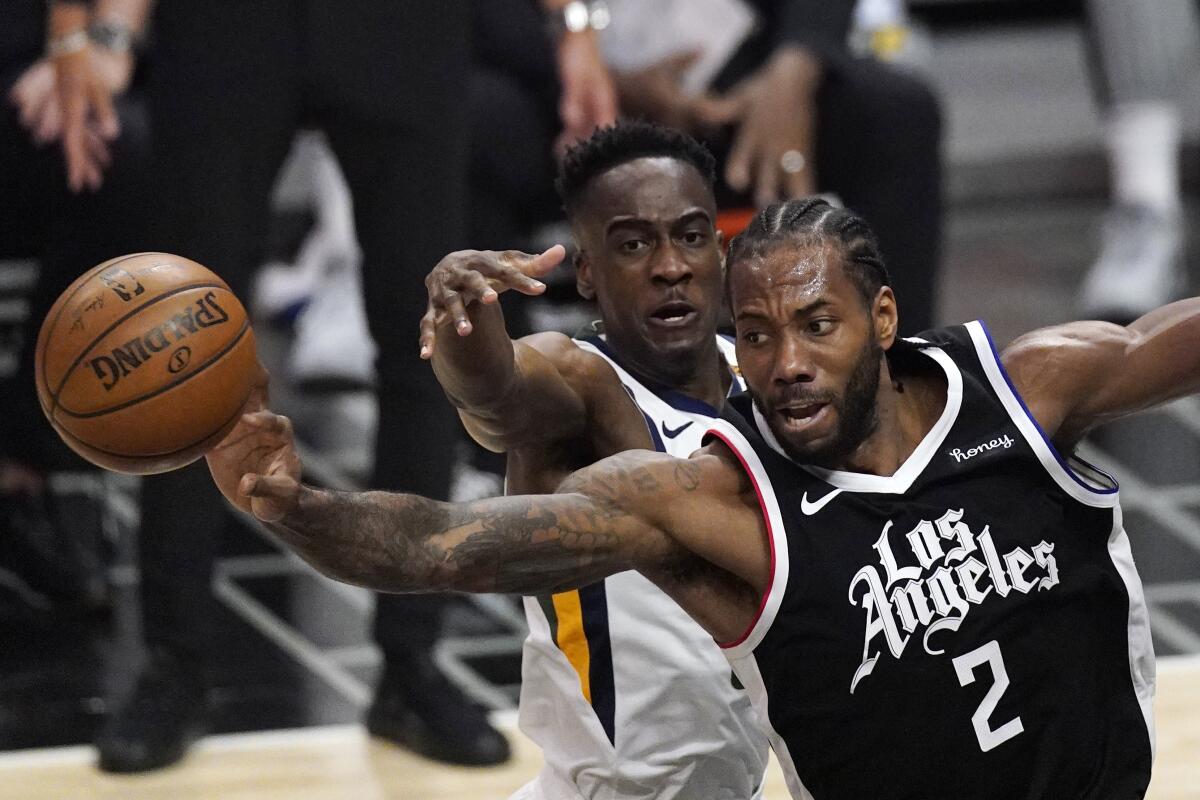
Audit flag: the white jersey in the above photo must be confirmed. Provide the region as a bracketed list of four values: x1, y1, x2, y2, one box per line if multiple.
[513, 335, 770, 800]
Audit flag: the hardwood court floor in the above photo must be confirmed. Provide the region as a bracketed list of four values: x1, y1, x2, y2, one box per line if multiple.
[1, 657, 1197, 800]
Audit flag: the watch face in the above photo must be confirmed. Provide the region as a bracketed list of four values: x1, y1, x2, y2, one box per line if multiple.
[89, 21, 133, 53]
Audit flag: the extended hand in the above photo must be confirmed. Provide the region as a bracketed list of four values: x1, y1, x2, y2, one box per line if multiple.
[419, 245, 565, 358]
[9, 60, 63, 145]
[206, 366, 303, 523]
[55, 44, 133, 192]
[613, 50, 701, 133]
[556, 31, 618, 152]
[694, 47, 821, 206]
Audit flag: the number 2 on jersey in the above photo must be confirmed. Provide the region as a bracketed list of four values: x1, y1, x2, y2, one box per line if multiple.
[952, 640, 1025, 752]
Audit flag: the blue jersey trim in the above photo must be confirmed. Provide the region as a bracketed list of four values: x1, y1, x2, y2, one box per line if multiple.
[582, 335, 732, 417]
[977, 320, 1119, 495]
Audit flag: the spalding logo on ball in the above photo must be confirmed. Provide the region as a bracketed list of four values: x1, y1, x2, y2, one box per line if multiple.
[35, 253, 258, 475]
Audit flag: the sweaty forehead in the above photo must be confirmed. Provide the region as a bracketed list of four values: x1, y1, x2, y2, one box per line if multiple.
[734, 242, 842, 298]
[579, 157, 714, 223]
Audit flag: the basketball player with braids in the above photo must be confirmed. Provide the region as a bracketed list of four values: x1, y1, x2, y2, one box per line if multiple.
[209, 195, 1198, 798]
[419, 121, 769, 798]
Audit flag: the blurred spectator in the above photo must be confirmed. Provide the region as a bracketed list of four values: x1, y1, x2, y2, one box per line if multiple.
[466, 0, 942, 334]
[603, 0, 943, 334]
[45, 0, 614, 775]
[1078, 0, 1200, 321]
[1, 2, 150, 610]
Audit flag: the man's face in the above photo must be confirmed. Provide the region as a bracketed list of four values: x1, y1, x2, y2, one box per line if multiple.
[573, 157, 723, 385]
[730, 242, 894, 467]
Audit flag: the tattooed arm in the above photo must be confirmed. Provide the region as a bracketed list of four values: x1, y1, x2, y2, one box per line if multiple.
[207, 408, 769, 614]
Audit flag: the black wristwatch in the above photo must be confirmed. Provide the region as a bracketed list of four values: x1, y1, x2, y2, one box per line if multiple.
[548, 1, 611, 39]
[88, 19, 137, 54]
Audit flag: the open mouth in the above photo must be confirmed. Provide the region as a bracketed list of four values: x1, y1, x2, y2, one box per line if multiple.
[648, 300, 697, 328]
[776, 402, 829, 430]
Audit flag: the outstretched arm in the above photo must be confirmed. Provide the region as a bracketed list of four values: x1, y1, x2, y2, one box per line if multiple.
[1004, 297, 1200, 447]
[207, 409, 767, 603]
[420, 248, 645, 452]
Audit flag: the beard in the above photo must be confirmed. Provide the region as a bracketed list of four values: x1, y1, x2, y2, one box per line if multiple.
[755, 337, 883, 468]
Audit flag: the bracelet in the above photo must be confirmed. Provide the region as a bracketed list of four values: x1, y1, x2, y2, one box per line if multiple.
[550, 1, 611, 38]
[89, 20, 137, 54]
[47, 29, 89, 59]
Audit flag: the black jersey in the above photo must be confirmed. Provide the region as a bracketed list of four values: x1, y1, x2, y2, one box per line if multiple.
[704, 322, 1155, 800]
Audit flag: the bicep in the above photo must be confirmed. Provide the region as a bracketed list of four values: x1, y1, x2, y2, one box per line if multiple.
[564, 448, 772, 593]
[1004, 300, 1200, 445]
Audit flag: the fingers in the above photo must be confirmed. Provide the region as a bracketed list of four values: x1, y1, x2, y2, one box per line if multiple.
[240, 410, 293, 437]
[724, 124, 754, 195]
[444, 289, 471, 336]
[239, 472, 297, 498]
[34, 95, 63, 144]
[506, 247, 561, 287]
[239, 474, 300, 523]
[91, 80, 120, 141]
[663, 49, 702, 78]
[691, 85, 747, 129]
[418, 307, 437, 359]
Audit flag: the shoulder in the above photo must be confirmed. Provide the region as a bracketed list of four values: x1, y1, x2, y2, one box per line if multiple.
[517, 332, 624, 388]
[1000, 321, 1130, 391]
[1000, 320, 1131, 440]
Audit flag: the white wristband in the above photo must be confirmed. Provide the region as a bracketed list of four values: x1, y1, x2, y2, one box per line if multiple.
[47, 29, 89, 59]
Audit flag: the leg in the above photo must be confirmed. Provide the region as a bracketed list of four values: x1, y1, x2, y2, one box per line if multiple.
[96, 0, 302, 773]
[1078, 0, 1199, 320]
[320, 1, 506, 762]
[813, 58, 943, 335]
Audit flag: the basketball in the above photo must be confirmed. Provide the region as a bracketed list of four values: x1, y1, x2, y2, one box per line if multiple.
[34, 253, 258, 475]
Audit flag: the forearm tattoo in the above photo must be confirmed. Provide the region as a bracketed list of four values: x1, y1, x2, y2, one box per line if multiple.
[268, 457, 673, 595]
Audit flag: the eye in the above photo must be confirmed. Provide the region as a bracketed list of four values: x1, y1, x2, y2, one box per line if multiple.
[619, 239, 648, 254]
[741, 330, 767, 345]
[681, 230, 707, 246]
[807, 318, 835, 335]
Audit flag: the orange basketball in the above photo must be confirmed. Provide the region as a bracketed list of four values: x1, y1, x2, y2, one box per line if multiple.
[34, 253, 258, 475]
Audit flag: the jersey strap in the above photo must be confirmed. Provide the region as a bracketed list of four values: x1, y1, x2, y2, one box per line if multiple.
[703, 417, 791, 661]
[961, 320, 1119, 507]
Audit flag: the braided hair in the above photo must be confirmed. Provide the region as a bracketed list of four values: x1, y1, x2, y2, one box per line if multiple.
[725, 198, 891, 310]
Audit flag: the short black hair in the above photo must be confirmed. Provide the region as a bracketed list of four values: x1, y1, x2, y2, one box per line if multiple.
[725, 197, 892, 310]
[556, 120, 716, 217]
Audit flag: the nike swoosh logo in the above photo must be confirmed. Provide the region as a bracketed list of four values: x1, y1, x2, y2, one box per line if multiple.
[661, 420, 694, 439]
[800, 488, 843, 515]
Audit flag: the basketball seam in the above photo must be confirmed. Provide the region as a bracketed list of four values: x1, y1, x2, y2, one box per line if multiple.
[56, 318, 251, 419]
[47, 281, 229, 416]
[51, 385, 252, 461]
[38, 252, 161, 405]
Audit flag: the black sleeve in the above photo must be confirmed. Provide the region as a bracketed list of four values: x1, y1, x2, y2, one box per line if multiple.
[750, 0, 856, 60]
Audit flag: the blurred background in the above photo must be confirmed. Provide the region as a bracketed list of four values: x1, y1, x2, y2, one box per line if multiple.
[0, 0, 1198, 797]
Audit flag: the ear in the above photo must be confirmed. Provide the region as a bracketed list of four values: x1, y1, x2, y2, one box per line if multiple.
[575, 250, 596, 300]
[874, 286, 899, 349]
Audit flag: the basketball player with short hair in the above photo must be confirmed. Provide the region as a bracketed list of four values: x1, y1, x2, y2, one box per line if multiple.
[209, 196, 1196, 798]
[418, 121, 769, 798]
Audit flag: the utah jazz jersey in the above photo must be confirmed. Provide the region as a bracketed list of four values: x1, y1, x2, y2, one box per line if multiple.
[704, 322, 1155, 800]
[513, 335, 770, 800]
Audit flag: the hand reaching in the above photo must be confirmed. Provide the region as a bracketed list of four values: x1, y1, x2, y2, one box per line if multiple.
[9, 60, 63, 145]
[55, 43, 133, 192]
[205, 365, 304, 524]
[693, 47, 822, 206]
[419, 245, 566, 358]
[555, 31, 618, 152]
